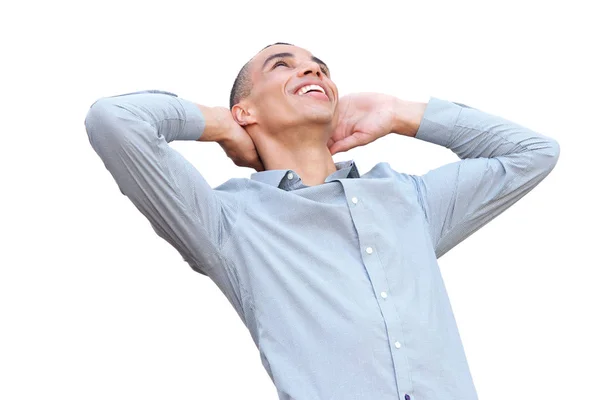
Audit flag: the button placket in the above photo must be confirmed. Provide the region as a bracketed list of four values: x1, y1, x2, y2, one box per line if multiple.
[348, 185, 411, 396]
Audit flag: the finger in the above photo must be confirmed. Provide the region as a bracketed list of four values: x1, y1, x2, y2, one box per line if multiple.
[331, 123, 349, 144]
[329, 135, 362, 155]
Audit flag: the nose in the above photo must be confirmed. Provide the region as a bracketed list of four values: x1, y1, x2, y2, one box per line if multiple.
[297, 60, 322, 78]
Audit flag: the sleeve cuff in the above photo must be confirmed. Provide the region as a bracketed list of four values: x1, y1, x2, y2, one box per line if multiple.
[177, 97, 207, 141]
[414, 97, 463, 148]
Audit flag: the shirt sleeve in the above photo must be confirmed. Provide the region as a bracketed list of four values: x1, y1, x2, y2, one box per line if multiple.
[410, 97, 560, 259]
[84, 90, 237, 275]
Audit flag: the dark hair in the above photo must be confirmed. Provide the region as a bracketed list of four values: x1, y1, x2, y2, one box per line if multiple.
[229, 42, 294, 109]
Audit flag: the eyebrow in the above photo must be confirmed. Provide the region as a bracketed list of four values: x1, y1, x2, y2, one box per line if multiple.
[262, 52, 330, 74]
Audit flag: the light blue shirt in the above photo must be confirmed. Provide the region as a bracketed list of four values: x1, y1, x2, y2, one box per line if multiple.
[84, 90, 559, 400]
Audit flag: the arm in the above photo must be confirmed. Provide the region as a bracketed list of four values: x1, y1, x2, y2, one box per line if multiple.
[405, 98, 560, 258]
[84, 90, 237, 275]
[330, 93, 560, 259]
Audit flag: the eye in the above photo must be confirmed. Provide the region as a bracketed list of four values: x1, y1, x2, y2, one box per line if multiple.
[273, 60, 288, 68]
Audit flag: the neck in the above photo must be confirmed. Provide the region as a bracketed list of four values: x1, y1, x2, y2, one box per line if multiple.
[251, 125, 338, 186]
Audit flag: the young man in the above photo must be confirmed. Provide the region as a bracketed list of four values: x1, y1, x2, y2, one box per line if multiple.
[84, 42, 560, 400]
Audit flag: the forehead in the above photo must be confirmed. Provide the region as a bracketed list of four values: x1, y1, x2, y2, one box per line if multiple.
[257, 44, 313, 60]
[250, 44, 313, 73]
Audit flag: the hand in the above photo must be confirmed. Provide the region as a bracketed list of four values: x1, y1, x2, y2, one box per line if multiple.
[198, 106, 265, 172]
[327, 93, 398, 155]
[217, 119, 265, 172]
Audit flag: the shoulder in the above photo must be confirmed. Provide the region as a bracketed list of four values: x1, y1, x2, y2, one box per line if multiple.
[363, 162, 412, 183]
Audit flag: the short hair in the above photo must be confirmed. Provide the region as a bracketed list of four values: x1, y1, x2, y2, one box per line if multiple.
[229, 42, 294, 109]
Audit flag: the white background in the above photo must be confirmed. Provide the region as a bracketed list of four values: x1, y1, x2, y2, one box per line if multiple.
[1, 0, 598, 399]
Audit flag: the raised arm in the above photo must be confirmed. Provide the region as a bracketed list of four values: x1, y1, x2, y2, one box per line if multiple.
[84, 90, 257, 275]
[408, 98, 560, 258]
[329, 93, 560, 259]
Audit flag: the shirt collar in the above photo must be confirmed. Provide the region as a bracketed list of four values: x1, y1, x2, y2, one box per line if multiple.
[250, 159, 360, 190]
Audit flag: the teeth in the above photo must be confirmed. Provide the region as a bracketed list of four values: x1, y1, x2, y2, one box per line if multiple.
[297, 84, 326, 96]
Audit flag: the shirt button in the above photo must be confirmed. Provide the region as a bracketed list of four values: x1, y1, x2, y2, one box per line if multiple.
[351, 196, 358, 204]
[394, 341, 402, 349]
[365, 247, 373, 254]
[287, 172, 294, 180]
[380, 291, 388, 299]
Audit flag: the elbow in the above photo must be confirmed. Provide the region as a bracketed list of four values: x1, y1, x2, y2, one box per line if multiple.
[84, 98, 116, 134]
[85, 98, 108, 137]
[84, 97, 133, 158]
[550, 138, 560, 161]
[542, 138, 561, 170]
[528, 136, 560, 177]
[84, 98, 129, 146]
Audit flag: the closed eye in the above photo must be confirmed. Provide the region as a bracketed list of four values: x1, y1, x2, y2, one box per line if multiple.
[272, 59, 329, 76]
[273, 60, 289, 68]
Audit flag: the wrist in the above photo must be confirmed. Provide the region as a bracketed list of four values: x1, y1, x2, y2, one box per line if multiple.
[196, 105, 232, 143]
[392, 98, 427, 138]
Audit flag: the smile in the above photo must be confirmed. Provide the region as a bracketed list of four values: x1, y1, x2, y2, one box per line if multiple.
[295, 84, 329, 101]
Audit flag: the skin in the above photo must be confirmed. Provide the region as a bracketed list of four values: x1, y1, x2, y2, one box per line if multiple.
[232, 44, 340, 186]
[199, 44, 428, 186]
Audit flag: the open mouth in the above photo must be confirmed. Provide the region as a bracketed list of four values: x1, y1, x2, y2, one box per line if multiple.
[295, 84, 329, 101]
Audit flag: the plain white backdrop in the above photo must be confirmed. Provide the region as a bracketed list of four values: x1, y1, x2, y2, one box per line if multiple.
[1, 0, 598, 399]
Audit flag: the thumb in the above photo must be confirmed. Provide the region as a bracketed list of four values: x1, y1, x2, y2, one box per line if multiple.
[328, 134, 364, 155]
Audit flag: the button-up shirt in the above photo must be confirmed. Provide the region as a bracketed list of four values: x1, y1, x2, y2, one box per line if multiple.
[84, 90, 560, 400]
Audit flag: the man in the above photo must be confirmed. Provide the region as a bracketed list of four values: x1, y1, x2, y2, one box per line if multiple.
[84, 42, 560, 400]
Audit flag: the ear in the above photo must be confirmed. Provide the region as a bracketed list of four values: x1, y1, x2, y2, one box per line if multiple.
[232, 103, 257, 126]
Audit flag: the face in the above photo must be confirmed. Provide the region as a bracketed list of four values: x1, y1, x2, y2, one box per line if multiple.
[234, 44, 339, 134]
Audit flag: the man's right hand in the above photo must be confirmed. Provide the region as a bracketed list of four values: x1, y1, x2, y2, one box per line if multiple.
[196, 105, 265, 172]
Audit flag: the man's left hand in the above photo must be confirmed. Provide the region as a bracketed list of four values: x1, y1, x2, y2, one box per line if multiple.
[327, 93, 398, 155]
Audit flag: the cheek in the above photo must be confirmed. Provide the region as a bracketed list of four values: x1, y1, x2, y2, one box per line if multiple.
[255, 81, 285, 102]
[257, 93, 286, 112]
[329, 83, 338, 100]
[254, 92, 295, 123]
[258, 89, 294, 113]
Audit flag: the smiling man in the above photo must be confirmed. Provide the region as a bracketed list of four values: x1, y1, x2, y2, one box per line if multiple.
[84, 42, 560, 400]
[228, 42, 342, 186]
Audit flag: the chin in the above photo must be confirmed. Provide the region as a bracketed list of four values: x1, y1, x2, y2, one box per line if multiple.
[304, 112, 334, 125]
[299, 103, 335, 124]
